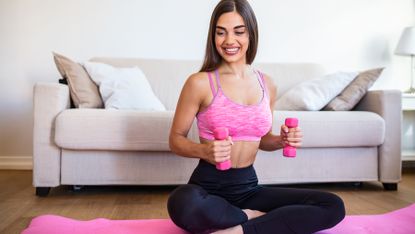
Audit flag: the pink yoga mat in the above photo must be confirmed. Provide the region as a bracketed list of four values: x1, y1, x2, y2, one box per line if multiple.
[22, 216, 187, 234]
[23, 204, 415, 234]
[317, 203, 415, 234]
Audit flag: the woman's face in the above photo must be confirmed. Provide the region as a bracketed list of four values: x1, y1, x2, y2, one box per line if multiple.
[215, 11, 249, 64]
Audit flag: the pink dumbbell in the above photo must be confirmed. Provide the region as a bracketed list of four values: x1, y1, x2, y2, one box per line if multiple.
[213, 127, 232, 170]
[283, 118, 299, 157]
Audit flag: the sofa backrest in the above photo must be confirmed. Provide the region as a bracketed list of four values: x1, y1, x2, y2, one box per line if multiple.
[90, 57, 325, 110]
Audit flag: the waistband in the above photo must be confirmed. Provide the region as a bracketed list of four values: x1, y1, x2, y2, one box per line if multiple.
[192, 159, 256, 181]
[188, 160, 260, 203]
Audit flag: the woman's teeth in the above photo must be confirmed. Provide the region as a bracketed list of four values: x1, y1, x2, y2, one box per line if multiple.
[224, 47, 239, 55]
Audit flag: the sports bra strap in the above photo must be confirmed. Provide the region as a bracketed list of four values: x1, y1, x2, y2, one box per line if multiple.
[214, 70, 222, 90]
[209, 69, 266, 96]
[207, 72, 217, 96]
[256, 70, 268, 95]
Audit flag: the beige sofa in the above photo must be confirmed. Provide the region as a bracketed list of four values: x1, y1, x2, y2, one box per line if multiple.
[33, 58, 402, 196]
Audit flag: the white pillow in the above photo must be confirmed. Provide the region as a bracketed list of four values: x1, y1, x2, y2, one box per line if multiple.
[275, 71, 358, 111]
[83, 61, 166, 111]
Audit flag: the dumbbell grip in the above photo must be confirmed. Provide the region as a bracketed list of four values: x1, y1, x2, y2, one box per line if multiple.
[213, 128, 232, 170]
[283, 118, 298, 157]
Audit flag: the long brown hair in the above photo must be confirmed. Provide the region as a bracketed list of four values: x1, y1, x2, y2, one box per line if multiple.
[200, 0, 259, 72]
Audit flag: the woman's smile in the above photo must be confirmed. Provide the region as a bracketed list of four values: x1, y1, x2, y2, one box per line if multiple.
[222, 46, 241, 56]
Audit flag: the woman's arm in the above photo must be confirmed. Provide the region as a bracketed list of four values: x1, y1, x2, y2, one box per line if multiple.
[259, 132, 284, 151]
[169, 73, 232, 164]
[259, 74, 303, 152]
[169, 73, 208, 159]
[259, 74, 283, 151]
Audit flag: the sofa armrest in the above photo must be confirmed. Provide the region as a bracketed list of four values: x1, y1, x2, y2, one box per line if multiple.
[33, 82, 70, 187]
[354, 90, 402, 183]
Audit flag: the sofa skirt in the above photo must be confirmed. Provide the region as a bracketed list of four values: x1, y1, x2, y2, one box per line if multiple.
[60, 147, 378, 185]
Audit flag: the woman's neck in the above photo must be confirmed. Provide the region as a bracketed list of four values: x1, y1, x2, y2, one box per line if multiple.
[220, 60, 251, 80]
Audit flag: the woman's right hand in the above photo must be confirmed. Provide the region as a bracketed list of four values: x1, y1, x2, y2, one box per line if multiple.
[203, 136, 233, 165]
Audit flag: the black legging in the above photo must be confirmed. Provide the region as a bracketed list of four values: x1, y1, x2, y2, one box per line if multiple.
[168, 160, 345, 234]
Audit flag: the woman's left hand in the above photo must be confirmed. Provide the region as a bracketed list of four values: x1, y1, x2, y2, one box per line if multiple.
[280, 124, 303, 148]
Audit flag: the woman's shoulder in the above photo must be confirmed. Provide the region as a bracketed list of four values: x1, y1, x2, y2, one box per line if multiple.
[185, 72, 210, 87]
[181, 71, 211, 95]
[188, 71, 209, 81]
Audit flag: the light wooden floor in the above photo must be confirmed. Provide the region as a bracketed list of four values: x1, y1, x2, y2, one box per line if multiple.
[1, 168, 414, 234]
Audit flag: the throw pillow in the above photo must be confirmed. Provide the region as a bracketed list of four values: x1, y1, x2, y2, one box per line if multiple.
[275, 71, 358, 111]
[323, 68, 384, 111]
[53, 52, 103, 108]
[83, 61, 166, 111]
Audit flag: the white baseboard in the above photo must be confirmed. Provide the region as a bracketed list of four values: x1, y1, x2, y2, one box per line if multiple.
[0, 156, 32, 170]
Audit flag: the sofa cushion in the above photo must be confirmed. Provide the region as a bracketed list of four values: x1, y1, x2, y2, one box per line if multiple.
[53, 52, 103, 108]
[275, 111, 385, 148]
[55, 109, 385, 151]
[55, 109, 199, 151]
[83, 61, 166, 111]
[275, 71, 358, 111]
[323, 68, 384, 111]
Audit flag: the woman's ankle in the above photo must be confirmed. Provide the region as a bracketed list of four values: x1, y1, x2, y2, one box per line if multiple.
[243, 209, 266, 220]
[211, 225, 243, 234]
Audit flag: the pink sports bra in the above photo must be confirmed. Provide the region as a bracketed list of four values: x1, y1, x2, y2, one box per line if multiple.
[196, 69, 272, 142]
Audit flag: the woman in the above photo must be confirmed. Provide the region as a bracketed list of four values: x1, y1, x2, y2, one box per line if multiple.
[167, 0, 345, 233]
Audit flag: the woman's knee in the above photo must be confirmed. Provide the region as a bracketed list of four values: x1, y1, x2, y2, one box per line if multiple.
[168, 184, 206, 220]
[167, 184, 217, 232]
[168, 184, 246, 233]
[324, 192, 346, 227]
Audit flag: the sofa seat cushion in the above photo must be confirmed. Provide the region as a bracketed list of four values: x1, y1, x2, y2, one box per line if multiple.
[55, 109, 385, 151]
[55, 109, 199, 151]
[276, 111, 385, 147]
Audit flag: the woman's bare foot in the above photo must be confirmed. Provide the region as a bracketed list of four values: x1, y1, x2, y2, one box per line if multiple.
[243, 209, 266, 220]
[211, 225, 243, 234]
[211, 210, 265, 233]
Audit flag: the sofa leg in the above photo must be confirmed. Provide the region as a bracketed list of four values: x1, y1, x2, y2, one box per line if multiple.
[72, 185, 84, 191]
[36, 187, 51, 197]
[352, 182, 363, 188]
[382, 183, 398, 191]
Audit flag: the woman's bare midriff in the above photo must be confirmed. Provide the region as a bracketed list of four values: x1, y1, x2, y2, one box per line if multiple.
[200, 137, 259, 168]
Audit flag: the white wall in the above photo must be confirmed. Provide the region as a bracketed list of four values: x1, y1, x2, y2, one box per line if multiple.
[0, 0, 414, 168]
